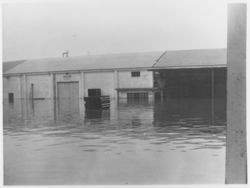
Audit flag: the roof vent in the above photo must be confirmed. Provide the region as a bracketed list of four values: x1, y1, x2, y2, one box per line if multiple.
[62, 50, 69, 58]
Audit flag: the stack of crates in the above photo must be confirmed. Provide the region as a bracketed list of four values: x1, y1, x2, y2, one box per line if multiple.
[100, 96, 110, 109]
[88, 89, 101, 97]
[84, 89, 110, 109]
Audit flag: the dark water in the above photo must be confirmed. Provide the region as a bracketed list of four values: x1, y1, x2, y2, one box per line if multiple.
[3, 98, 226, 185]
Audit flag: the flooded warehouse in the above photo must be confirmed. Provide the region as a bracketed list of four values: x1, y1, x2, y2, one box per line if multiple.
[5, 0, 247, 185]
[3, 48, 227, 184]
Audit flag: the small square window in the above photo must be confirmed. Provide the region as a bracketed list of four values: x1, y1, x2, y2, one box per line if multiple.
[131, 71, 140, 77]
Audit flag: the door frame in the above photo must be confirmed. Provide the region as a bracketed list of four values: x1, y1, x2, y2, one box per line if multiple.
[56, 81, 79, 99]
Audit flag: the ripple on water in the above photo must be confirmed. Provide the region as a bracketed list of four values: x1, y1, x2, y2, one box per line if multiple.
[3, 99, 226, 184]
[83, 149, 97, 152]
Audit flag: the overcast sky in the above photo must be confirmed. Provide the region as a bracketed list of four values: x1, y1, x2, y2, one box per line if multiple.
[2, 0, 227, 61]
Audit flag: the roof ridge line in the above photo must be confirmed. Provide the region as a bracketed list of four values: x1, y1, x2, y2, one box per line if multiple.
[153, 51, 167, 67]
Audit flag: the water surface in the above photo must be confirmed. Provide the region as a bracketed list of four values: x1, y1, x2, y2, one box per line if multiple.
[3, 98, 226, 185]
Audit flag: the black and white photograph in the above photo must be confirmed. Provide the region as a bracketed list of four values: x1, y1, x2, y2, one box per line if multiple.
[1, 0, 248, 185]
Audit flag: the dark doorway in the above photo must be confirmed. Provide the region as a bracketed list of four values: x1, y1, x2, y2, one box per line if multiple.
[8, 93, 14, 103]
[155, 68, 226, 99]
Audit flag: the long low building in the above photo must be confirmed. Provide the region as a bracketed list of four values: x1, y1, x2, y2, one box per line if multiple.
[3, 51, 163, 101]
[3, 48, 227, 102]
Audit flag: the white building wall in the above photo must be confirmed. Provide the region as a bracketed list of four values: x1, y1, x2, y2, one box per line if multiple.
[3, 76, 21, 99]
[26, 74, 51, 99]
[55, 73, 80, 82]
[85, 72, 114, 98]
[3, 69, 153, 100]
[118, 70, 153, 88]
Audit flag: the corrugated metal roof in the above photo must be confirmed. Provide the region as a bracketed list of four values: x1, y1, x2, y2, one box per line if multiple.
[3, 60, 26, 73]
[153, 48, 227, 69]
[4, 51, 164, 74]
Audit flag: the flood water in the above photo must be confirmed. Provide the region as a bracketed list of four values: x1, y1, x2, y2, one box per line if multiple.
[3, 98, 226, 185]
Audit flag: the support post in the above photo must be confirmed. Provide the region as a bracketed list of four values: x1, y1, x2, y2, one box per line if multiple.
[113, 70, 119, 99]
[21, 74, 27, 99]
[80, 72, 85, 99]
[31, 83, 34, 99]
[226, 3, 247, 184]
[160, 90, 164, 102]
[49, 73, 55, 99]
[211, 69, 215, 125]
[19, 75, 23, 99]
[81, 72, 86, 98]
[48, 73, 56, 121]
[79, 72, 85, 115]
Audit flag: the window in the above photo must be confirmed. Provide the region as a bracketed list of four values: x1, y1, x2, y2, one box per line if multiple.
[131, 71, 140, 77]
[127, 92, 148, 104]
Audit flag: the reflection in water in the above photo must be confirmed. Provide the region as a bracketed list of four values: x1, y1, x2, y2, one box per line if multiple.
[127, 96, 149, 105]
[3, 97, 226, 185]
[85, 109, 110, 120]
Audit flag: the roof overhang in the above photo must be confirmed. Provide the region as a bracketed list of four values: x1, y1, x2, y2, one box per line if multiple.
[148, 64, 227, 71]
[116, 88, 161, 91]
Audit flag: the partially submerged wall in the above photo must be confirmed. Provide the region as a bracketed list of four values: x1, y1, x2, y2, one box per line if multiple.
[3, 69, 154, 100]
[118, 70, 153, 89]
[3, 76, 21, 99]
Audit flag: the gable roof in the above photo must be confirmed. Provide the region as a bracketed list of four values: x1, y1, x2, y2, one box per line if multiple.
[4, 51, 164, 75]
[153, 48, 227, 69]
[3, 48, 227, 75]
[3, 60, 26, 73]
